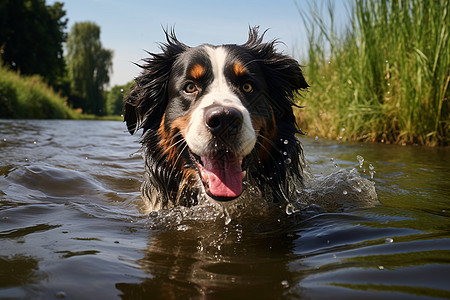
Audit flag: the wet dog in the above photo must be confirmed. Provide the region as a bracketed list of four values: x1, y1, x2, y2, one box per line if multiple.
[124, 27, 308, 211]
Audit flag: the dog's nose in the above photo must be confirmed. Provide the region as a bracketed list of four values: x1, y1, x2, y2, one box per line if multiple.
[204, 105, 243, 136]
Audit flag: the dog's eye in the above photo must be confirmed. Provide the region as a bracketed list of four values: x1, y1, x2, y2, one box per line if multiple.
[241, 82, 253, 93]
[184, 83, 197, 94]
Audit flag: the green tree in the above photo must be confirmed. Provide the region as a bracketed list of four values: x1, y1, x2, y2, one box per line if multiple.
[66, 22, 113, 115]
[0, 0, 68, 88]
[106, 81, 133, 116]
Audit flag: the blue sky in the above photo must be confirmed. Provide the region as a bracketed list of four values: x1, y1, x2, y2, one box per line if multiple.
[48, 0, 348, 86]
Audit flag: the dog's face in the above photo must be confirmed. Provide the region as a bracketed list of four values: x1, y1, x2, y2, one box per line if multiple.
[125, 28, 308, 207]
[164, 45, 272, 199]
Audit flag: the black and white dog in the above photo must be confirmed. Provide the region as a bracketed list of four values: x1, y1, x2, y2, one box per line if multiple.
[124, 27, 309, 211]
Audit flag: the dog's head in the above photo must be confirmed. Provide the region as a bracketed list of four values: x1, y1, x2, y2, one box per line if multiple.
[125, 27, 308, 207]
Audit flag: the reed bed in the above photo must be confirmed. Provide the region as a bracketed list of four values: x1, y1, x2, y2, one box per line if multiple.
[296, 0, 449, 146]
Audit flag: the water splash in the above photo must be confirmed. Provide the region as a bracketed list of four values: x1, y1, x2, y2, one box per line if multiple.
[298, 168, 378, 212]
[144, 159, 378, 229]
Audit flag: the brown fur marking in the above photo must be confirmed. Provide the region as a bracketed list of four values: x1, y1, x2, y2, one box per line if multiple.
[189, 64, 205, 79]
[233, 61, 248, 77]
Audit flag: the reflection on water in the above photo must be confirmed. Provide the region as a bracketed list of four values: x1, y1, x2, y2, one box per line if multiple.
[0, 120, 449, 299]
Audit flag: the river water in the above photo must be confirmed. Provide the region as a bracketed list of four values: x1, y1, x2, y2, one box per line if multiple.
[0, 119, 449, 299]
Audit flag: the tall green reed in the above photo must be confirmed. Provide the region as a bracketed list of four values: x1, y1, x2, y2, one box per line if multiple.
[296, 0, 449, 145]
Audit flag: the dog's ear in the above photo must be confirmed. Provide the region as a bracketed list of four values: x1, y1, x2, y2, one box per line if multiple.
[242, 27, 308, 119]
[124, 29, 187, 134]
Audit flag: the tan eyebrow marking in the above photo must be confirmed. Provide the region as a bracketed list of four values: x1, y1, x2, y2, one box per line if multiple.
[233, 62, 248, 77]
[189, 63, 205, 79]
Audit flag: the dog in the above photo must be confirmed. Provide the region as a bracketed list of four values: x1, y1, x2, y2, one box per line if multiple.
[124, 27, 309, 212]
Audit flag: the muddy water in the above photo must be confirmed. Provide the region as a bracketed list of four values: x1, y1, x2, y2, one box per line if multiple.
[0, 120, 449, 299]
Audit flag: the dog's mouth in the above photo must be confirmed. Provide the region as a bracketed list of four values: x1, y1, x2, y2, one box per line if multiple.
[190, 151, 246, 201]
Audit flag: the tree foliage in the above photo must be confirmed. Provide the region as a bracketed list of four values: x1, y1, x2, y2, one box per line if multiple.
[0, 0, 67, 87]
[106, 81, 133, 116]
[66, 22, 113, 115]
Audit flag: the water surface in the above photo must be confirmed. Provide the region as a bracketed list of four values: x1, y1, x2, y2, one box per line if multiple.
[1, 120, 449, 299]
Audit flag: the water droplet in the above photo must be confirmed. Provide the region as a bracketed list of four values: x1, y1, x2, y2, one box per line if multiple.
[369, 164, 376, 178]
[285, 158, 291, 164]
[55, 291, 67, 298]
[283, 151, 288, 156]
[341, 127, 345, 132]
[284, 140, 289, 144]
[281, 280, 289, 288]
[33, 141, 37, 144]
[378, 266, 384, 270]
[285, 203, 297, 215]
[120, 88, 124, 92]
[224, 208, 231, 225]
[343, 190, 348, 195]
[356, 155, 364, 168]
[177, 224, 189, 231]
[330, 158, 338, 168]
[385, 238, 393, 243]
[315, 135, 319, 140]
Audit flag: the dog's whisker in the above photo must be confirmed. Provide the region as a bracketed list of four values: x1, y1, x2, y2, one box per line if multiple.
[159, 132, 185, 156]
[169, 142, 189, 179]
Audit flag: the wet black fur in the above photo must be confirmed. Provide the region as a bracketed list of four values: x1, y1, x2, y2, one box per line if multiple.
[124, 27, 309, 208]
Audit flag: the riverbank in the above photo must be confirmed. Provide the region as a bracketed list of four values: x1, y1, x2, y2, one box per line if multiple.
[0, 64, 122, 121]
[0, 64, 80, 119]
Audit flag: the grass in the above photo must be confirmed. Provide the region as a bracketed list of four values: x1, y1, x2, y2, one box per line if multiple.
[0, 64, 82, 119]
[296, 0, 449, 146]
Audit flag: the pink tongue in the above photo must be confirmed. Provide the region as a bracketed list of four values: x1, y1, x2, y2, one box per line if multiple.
[201, 156, 244, 198]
